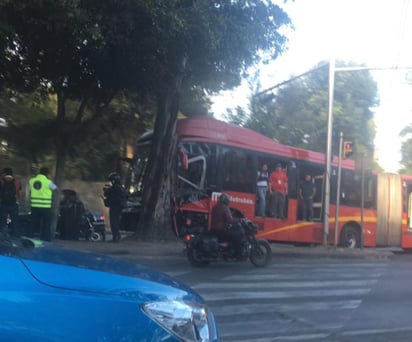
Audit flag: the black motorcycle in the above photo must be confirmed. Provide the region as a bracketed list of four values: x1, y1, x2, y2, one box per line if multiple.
[184, 219, 272, 267]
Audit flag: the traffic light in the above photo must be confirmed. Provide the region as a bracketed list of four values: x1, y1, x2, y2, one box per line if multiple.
[343, 141, 353, 159]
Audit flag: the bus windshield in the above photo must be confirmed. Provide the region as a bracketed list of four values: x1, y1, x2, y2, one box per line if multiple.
[124, 145, 150, 195]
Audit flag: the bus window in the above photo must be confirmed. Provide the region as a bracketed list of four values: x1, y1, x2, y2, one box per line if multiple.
[222, 148, 254, 193]
[364, 173, 377, 208]
[409, 192, 412, 229]
[339, 170, 375, 208]
[287, 161, 298, 198]
[404, 180, 412, 229]
[177, 144, 206, 191]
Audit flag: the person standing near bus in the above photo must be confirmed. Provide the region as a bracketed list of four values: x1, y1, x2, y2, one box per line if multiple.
[256, 163, 269, 216]
[29, 167, 57, 241]
[299, 174, 316, 221]
[269, 163, 288, 219]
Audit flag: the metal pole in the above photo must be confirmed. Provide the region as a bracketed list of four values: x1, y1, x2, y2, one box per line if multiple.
[323, 59, 335, 247]
[334, 132, 343, 247]
[360, 153, 365, 249]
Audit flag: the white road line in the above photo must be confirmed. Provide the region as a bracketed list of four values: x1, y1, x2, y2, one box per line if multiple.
[165, 270, 190, 277]
[193, 279, 377, 290]
[224, 272, 383, 281]
[220, 322, 344, 339]
[266, 262, 388, 268]
[340, 326, 412, 337]
[211, 299, 361, 316]
[201, 288, 371, 301]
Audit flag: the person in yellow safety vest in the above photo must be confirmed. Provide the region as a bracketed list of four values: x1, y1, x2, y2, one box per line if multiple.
[28, 167, 57, 241]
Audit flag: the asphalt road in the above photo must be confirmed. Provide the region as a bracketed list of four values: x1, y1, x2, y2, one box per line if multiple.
[140, 255, 408, 341]
[59, 238, 409, 341]
[137, 252, 412, 342]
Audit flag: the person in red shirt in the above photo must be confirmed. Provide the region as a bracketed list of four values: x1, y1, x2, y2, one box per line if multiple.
[269, 163, 288, 219]
[210, 193, 243, 258]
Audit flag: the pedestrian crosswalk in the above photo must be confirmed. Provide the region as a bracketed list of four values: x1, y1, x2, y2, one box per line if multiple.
[190, 260, 388, 341]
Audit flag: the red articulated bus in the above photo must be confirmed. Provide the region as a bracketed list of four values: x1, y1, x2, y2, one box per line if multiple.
[131, 116, 412, 249]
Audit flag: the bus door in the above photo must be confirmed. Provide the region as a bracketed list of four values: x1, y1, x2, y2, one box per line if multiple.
[312, 174, 324, 221]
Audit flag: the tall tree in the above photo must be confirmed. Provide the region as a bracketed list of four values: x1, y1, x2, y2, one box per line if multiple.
[0, 0, 163, 235]
[400, 124, 412, 174]
[242, 61, 379, 156]
[135, 0, 291, 239]
[0, 0, 291, 239]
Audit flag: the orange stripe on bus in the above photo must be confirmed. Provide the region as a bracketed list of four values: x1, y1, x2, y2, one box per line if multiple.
[258, 216, 378, 237]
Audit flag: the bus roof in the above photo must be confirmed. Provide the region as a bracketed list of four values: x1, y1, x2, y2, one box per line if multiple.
[177, 116, 356, 169]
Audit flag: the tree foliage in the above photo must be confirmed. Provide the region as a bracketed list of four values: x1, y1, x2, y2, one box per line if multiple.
[238, 61, 379, 157]
[400, 124, 412, 174]
[0, 0, 291, 239]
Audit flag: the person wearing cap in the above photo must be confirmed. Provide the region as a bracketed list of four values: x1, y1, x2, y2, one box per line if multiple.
[29, 167, 57, 241]
[103, 172, 127, 242]
[0, 167, 22, 236]
[269, 163, 288, 219]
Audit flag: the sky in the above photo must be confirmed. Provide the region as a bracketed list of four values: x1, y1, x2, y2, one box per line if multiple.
[212, 0, 412, 173]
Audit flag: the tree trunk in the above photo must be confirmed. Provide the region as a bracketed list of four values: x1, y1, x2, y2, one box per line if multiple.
[137, 90, 179, 240]
[137, 59, 186, 241]
[50, 92, 68, 239]
[51, 149, 66, 239]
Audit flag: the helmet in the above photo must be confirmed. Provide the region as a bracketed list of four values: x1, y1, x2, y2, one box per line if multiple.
[219, 193, 230, 205]
[107, 172, 120, 183]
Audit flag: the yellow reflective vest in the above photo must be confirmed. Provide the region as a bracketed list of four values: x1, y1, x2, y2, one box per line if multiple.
[29, 174, 53, 208]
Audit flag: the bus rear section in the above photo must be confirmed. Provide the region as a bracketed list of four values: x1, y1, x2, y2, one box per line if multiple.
[377, 173, 412, 249]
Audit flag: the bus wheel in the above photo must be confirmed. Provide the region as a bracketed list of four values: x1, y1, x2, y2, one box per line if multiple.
[341, 225, 360, 248]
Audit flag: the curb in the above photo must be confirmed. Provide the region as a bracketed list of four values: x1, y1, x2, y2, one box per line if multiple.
[56, 239, 394, 260]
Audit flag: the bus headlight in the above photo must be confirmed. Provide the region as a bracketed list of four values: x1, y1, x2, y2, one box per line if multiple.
[142, 300, 216, 341]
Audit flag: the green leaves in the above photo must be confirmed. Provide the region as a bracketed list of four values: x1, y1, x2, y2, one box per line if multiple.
[242, 61, 378, 156]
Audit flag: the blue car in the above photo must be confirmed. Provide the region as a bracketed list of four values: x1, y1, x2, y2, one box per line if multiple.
[0, 237, 218, 341]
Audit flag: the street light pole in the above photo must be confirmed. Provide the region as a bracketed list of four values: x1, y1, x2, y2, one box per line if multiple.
[323, 58, 335, 246]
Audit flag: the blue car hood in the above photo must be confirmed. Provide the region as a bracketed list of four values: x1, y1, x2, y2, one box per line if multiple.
[18, 240, 196, 300]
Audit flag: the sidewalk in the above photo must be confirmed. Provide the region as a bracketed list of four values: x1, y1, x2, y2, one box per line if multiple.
[56, 232, 395, 261]
[57, 237, 186, 260]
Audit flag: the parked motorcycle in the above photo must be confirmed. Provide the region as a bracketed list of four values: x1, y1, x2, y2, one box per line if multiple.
[184, 219, 272, 267]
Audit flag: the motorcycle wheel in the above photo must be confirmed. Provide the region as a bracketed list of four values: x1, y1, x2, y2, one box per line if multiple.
[187, 248, 210, 267]
[250, 239, 272, 267]
[90, 232, 101, 242]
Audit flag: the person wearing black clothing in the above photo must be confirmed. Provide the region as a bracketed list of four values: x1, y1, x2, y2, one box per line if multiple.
[58, 190, 86, 240]
[299, 174, 316, 221]
[103, 172, 127, 242]
[0, 167, 22, 237]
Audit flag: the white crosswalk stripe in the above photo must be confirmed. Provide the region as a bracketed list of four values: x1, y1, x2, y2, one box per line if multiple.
[191, 260, 388, 341]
